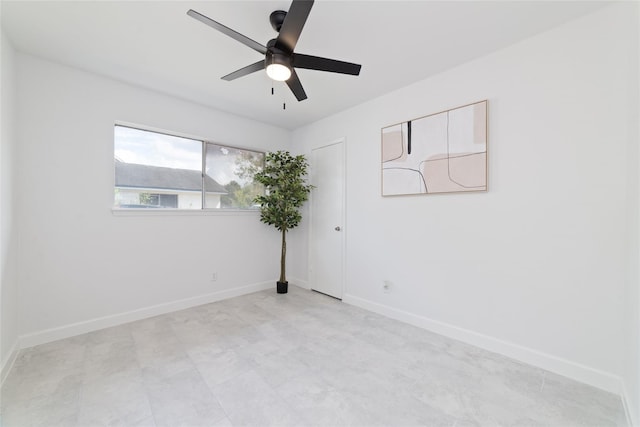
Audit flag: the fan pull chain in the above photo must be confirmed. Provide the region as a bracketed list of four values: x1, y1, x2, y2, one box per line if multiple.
[270, 83, 285, 110]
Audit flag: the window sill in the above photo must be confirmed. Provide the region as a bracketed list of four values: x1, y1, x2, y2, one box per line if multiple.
[111, 208, 261, 217]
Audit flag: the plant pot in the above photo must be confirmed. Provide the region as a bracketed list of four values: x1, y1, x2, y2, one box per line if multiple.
[277, 281, 288, 294]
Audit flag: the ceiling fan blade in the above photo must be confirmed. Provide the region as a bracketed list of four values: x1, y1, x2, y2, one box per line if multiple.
[187, 9, 267, 55]
[292, 54, 361, 75]
[276, 0, 314, 53]
[286, 70, 308, 101]
[222, 61, 265, 81]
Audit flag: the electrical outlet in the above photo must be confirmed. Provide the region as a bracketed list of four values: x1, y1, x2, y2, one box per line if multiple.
[383, 280, 392, 293]
[211, 272, 218, 282]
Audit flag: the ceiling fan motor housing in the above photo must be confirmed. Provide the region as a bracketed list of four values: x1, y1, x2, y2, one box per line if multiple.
[266, 38, 292, 65]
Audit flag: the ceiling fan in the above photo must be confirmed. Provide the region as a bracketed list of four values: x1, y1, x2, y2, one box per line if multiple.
[187, 0, 362, 102]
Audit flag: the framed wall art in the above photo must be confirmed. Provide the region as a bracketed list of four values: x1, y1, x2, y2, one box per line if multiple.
[381, 100, 487, 196]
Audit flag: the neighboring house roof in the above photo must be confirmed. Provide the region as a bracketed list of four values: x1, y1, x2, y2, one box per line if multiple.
[115, 161, 227, 194]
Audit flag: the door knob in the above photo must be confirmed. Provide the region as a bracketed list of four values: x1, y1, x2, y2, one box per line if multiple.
[335, 226, 341, 231]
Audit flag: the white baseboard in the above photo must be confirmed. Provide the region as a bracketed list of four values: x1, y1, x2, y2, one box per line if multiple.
[343, 293, 625, 396]
[0, 340, 19, 386]
[19, 281, 273, 349]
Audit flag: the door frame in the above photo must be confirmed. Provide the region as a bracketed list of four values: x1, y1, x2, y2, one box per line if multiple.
[308, 138, 347, 299]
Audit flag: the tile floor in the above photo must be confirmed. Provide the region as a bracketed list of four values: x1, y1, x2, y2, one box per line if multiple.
[0, 286, 627, 426]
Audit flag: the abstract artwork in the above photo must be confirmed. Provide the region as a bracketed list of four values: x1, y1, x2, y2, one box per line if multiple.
[381, 100, 487, 196]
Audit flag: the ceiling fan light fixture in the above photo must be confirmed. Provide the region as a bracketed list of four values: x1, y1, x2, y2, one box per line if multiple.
[265, 53, 291, 81]
[266, 63, 291, 81]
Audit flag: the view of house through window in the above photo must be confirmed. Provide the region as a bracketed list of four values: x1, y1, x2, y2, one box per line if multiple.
[114, 125, 264, 209]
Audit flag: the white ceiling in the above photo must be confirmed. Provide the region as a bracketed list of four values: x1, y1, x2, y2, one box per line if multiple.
[1, 0, 609, 130]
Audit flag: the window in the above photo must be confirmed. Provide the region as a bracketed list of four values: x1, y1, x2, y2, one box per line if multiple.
[114, 125, 264, 210]
[139, 193, 178, 208]
[205, 144, 264, 209]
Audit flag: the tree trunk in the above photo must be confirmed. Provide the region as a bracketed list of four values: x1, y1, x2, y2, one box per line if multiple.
[280, 228, 286, 283]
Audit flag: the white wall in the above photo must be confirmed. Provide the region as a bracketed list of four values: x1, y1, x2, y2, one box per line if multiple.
[0, 25, 19, 380]
[626, 5, 640, 424]
[292, 2, 637, 405]
[14, 54, 291, 344]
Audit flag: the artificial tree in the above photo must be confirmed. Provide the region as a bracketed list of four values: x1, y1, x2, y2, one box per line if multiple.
[253, 151, 312, 294]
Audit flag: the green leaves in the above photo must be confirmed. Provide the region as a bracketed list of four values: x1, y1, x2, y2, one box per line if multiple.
[253, 151, 312, 283]
[253, 151, 313, 233]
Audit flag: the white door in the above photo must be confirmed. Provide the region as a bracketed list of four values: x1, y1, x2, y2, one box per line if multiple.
[310, 140, 345, 299]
